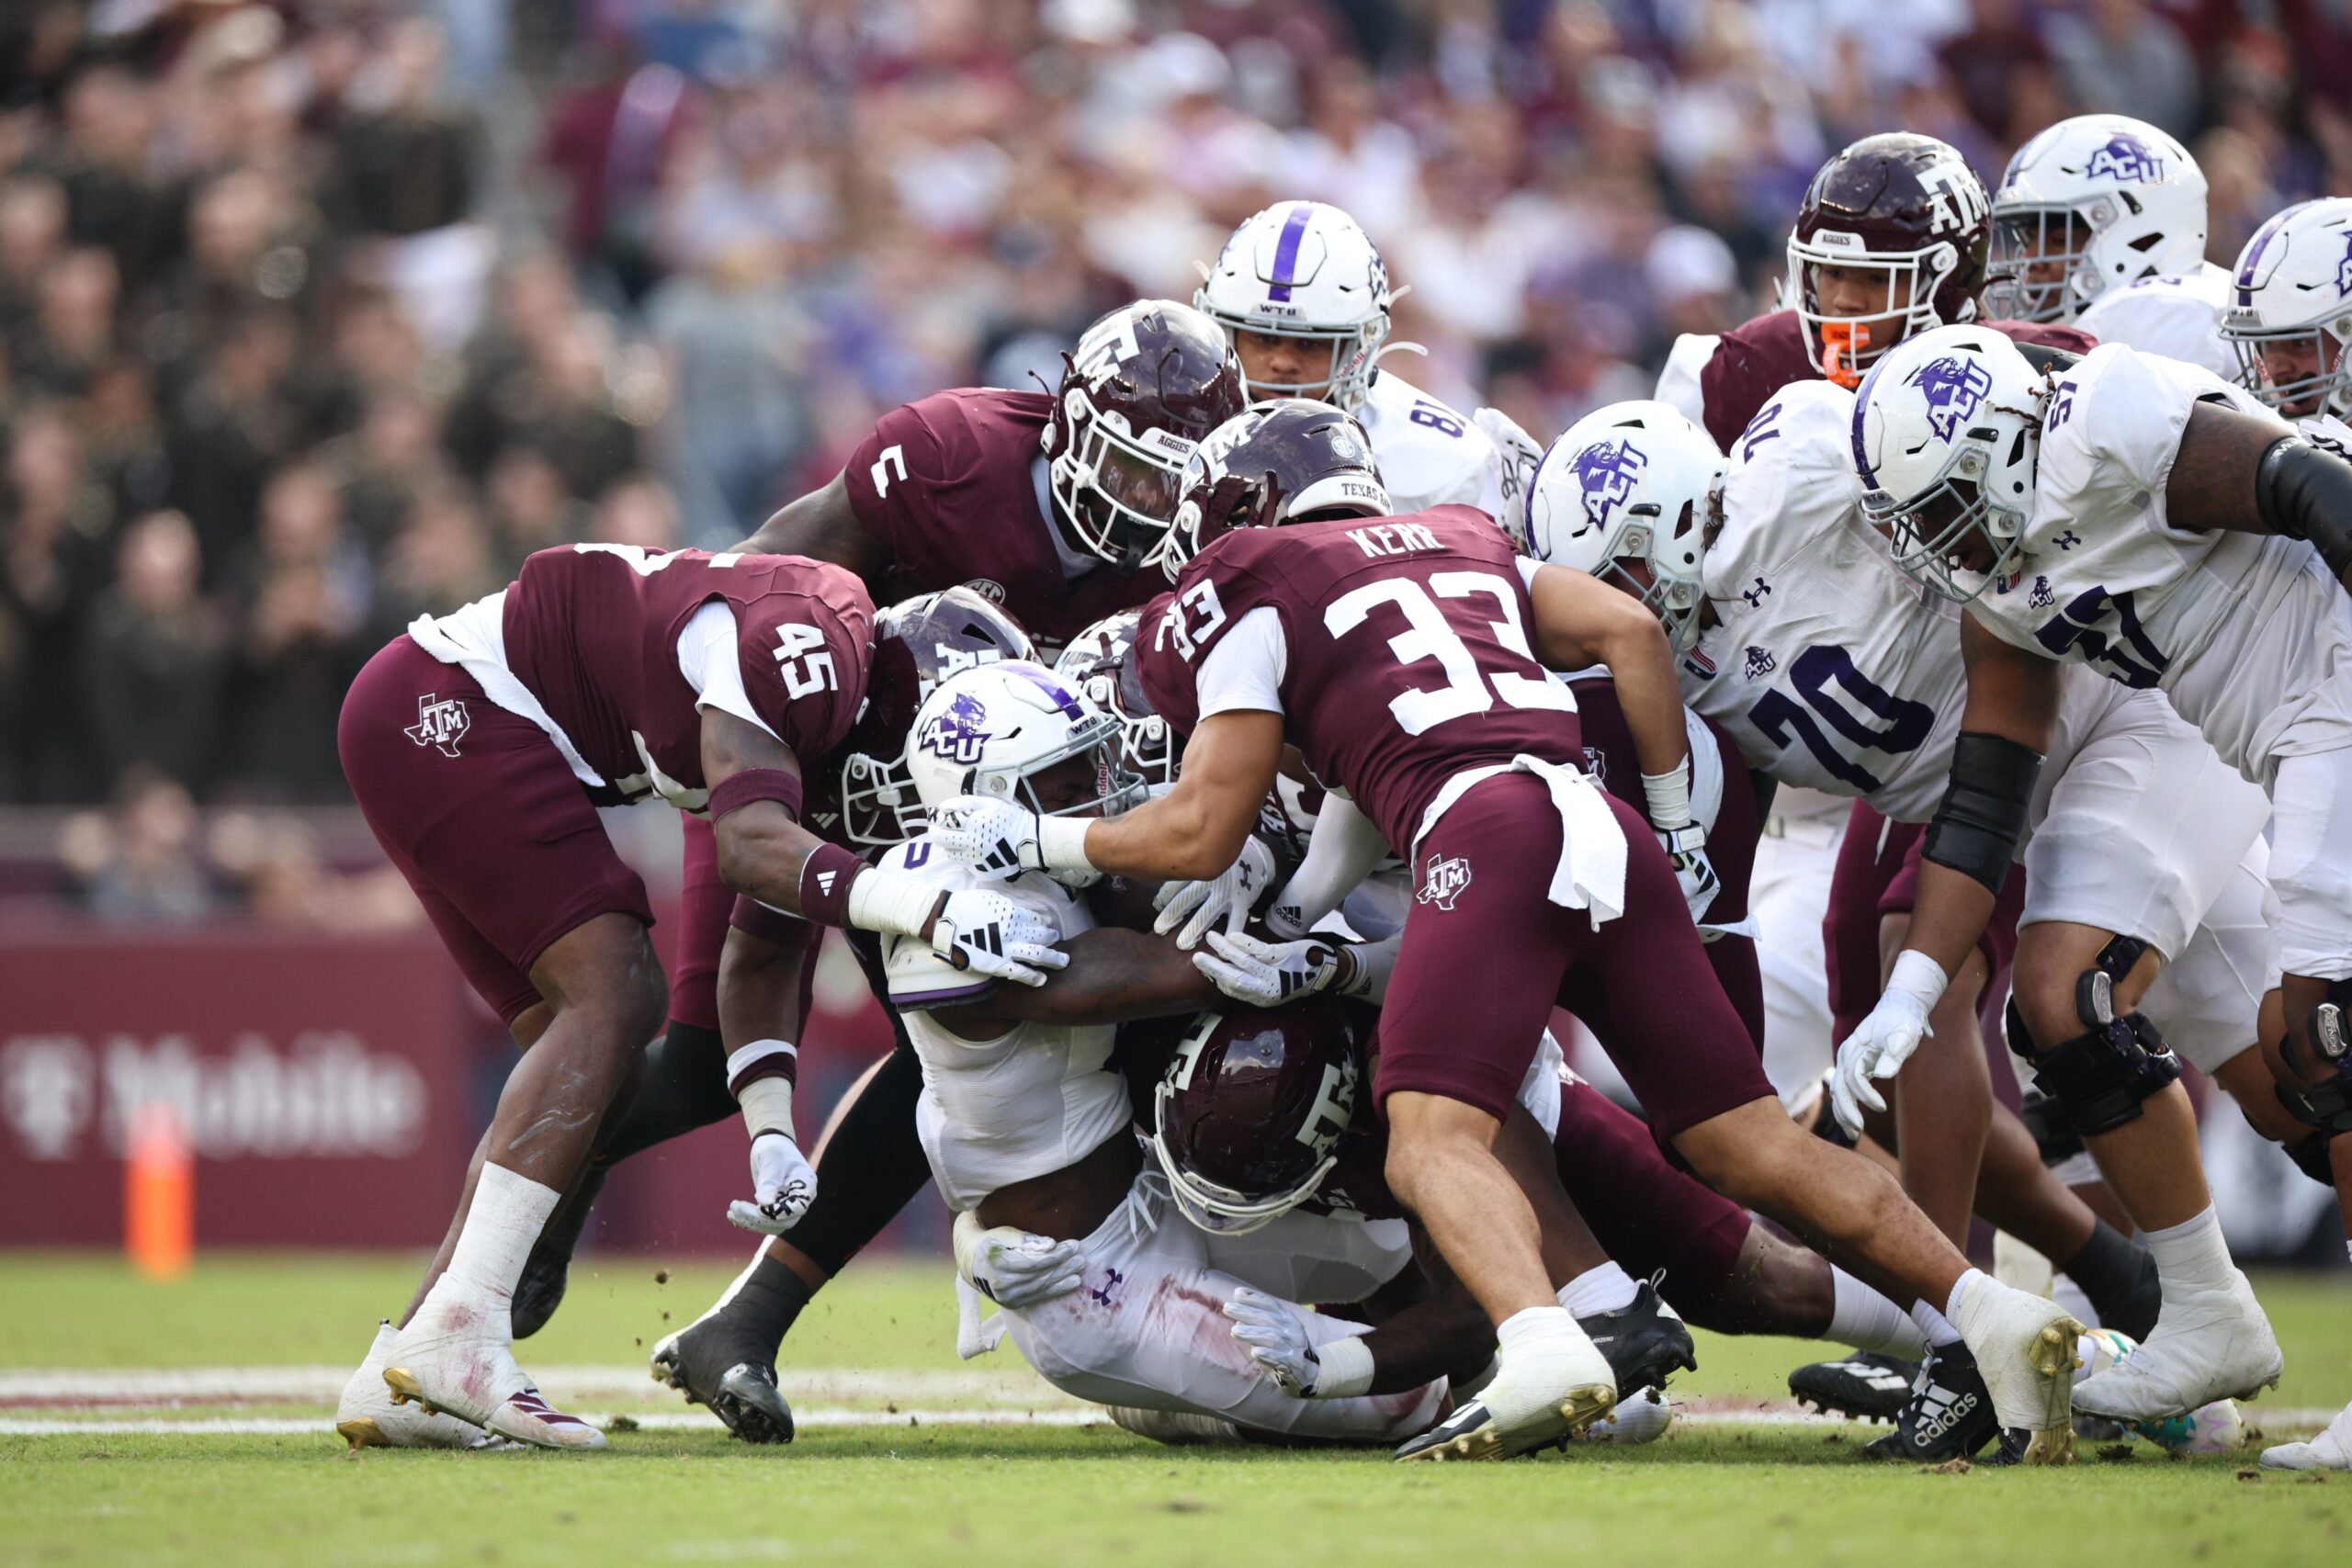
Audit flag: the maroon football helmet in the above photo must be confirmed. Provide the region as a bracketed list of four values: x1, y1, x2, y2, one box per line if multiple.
[1152, 1003, 1363, 1234]
[1052, 609, 1176, 790]
[1786, 132, 1992, 387]
[1043, 299, 1250, 574]
[837, 586, 1036, 846]
[1153, 399, 1392, 580]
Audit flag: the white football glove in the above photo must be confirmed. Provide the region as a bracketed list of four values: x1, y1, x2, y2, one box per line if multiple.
[1153, 837, 1278, 949]
[951, 1209, 1086, 1311]
[1830, 950, 1950, 1138]
[1656, 824, 1721, 928]
[929, 795, 1044, 877]
[1473, 406, 1544, 553]
[1193, 931, 1343, 1008]
[1222, 1286, 1320, 1397]
[931, 887, 1069, 988]
[727, 1131, 816, 1235]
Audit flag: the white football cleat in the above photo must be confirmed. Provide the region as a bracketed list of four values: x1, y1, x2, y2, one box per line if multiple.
[1577, 1386, 1673, 1445]
[2071, 1270, 2281, 1424]
[335, 1323, 511, 1450]
[2258, 1400, 2352, 1472]
[383, 1301, 605, 1451]
[1951, 1274, 2084, 1464]
[1394, 1331, 1617, 1461]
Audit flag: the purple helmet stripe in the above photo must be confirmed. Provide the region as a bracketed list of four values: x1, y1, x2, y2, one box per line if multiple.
[1265, 203, 1315, 303]
[2238, 201, 2311, 305]
[1009, 662, 1086, 718]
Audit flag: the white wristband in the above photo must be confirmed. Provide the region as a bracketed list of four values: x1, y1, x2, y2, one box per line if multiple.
[1887, 948, 1951, 1010]
[1035, 815, 1098, 875]
[738, 1075, 797, 1143]
[1641, 761, 1692, 828]
[1312, 1335, 1375, 1399]
[845, 866, 942, 938]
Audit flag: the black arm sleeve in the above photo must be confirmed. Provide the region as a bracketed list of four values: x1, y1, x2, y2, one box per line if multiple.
[1922, 731, 2042, 895]
[2256, 435, 2352, 577]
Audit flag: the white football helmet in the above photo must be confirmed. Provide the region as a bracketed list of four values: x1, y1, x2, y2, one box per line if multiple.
[906, 661, 1144, 885]
[2221, 197, 2352, 420]
[1987, 115, 2207, 323]
[1525, 400, 1722, 652]
[1851, 324, 2047, 604]
[1195, 201, 1396, 412]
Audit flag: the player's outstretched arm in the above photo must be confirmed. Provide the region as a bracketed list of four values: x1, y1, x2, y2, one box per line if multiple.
[933, 927, 1221, 1036]
[1832, 617, 2058, 1134]
[1523, 563, 1689, 783]
[2170, 402, 2352, 594]
[731, 472, 890, 586]
[703, 710, 1067, 986]
[937, 711, 1287, 886]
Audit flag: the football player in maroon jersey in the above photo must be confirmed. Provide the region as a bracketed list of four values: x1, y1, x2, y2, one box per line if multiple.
[578, 300, 1250, 1435]
[931, 402, 2091, 1461]
[330, 546, 1068, 1450]
[1657, 132, 2094, 456]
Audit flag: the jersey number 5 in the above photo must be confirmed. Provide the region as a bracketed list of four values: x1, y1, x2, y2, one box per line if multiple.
[1326, 572, 1574, 736]
[869, 445, 908, 498]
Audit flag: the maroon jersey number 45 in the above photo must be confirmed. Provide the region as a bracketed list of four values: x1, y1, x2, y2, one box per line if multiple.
[1136, 507, 1584, 858]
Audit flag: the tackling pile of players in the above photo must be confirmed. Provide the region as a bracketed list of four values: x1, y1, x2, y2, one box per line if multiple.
[328, 117, 2352, 1471]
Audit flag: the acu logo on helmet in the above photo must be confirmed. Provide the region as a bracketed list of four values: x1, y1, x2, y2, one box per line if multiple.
[2335, 231, 2352, 297]
[917, 692, 991, 765]
[1907, 355, 1995, 441]
[2086, 133, 2165, 185]
[1570, 439, 1648, 535]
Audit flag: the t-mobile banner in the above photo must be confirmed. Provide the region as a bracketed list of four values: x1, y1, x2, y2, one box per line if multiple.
[0, 926, 491, 1247]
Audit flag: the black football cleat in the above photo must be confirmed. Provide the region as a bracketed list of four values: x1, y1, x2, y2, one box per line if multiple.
[1863, 1344, 1998, 1462]
[650, 1310, 795, 1445]
[1789, 1351, 1919, 1423]
[1577, 1282, 1698, 1402]
[513, 1166, 606, 1340]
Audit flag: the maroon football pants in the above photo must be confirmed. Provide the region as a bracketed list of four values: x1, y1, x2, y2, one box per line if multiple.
[1375, 773, 1776, 1135]
[339, 637, 655, 1025]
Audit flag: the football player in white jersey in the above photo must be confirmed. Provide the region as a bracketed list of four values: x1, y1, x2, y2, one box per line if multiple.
[1849, 321, 2352, 1427]
[873, 659, 1463, 1444]
[2222, 198, 2352, 468]
[1194, 199, 1539, 526]
[1531, 395, 2284, 1451]
[1987, 115, 2233, 380]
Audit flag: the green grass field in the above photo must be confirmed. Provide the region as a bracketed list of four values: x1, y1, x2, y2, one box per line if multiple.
[2, 1252, 2347, 1567]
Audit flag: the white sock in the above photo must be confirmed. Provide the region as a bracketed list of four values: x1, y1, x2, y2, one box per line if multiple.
[2053, 1273, 2098, 1329]
[1942, 1267, 1986, 1326]
[1911, 1298, 1963, 1348]
[1485, 1306, 1599, 1427]
[2143, 1206, 2234, 1295]
[1828, 1269, 1928, 1357]
[432, 1162, 562, 1315]
[1556, 1262, 1639, 1317]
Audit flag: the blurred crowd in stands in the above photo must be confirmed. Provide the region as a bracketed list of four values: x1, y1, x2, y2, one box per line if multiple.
[1, 0, 2347, 920]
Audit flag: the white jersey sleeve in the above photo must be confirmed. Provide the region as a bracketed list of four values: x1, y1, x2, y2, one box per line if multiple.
[1354, 371, 1502, 516]
[1654, 333, 1721, 428]
[675, 601, 785, 743]
[2073, 264, 2235, 384]
[2301, 412, 2352, 460]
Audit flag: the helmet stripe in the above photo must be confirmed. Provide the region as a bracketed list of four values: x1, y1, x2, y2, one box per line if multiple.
[1850, 356, 1890, 489]
[2238, 201, 2311, 304]
[1265, 203, 1315, 302]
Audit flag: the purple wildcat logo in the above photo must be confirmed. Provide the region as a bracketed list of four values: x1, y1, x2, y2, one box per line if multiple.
[2086, 133, 2164, 185]
[917, 693, 991, 765]
[1908, 355, 1994, 442]
[1569, 439, 1647, 536]
[2336, 231, 2352, 297]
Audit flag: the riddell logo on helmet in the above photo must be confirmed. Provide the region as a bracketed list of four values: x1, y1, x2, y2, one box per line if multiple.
[1419, 852, 1473, 910]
